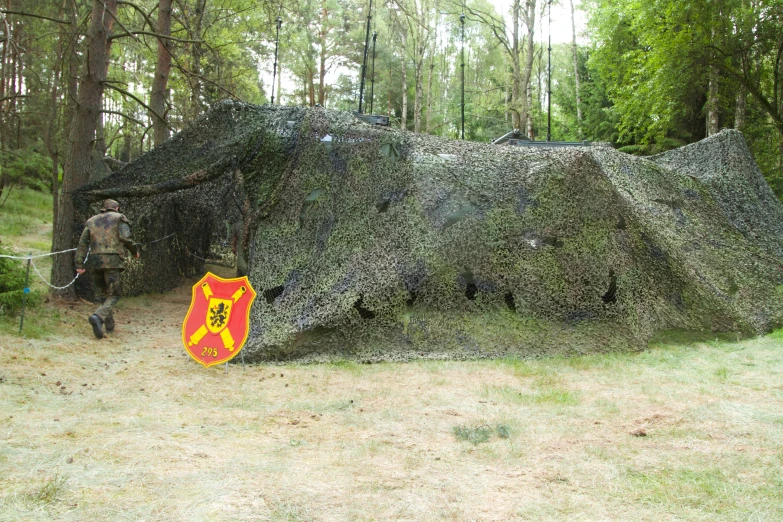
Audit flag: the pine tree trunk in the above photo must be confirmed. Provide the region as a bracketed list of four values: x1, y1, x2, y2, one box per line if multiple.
[706, 24, 720, 137]
[521, 0, 536, 138]
[45, 0, 69, 231]
[734, 84, 746, 130]
[318, 2, 328, 106]
[413, 43, 424, 133]
[51, 0, 117, 294]
[511, 0, 521, 130]
[51, 151, 59, 227]
[425, 57, 434, 133]
[569, 0, 582, 139]
[707, 64, 720, 136]
[308, 69, 315, 106]
[277, 61, 282, 103]
[0, 3, 9, 203]
[400, 54, 408, 130]
[387, 63, 392, 116]
[151, 0, 172, 147]
[189, 0, 206, 123]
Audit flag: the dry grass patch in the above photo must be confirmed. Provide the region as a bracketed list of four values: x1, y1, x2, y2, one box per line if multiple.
[1, 285, 782, 521]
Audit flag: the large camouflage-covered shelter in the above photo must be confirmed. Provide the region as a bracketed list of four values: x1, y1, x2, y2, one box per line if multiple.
[75, 101, 783, 362]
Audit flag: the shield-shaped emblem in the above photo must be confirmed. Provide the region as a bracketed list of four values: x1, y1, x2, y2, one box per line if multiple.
[207, 298, 233, 334]
[182, 272, 257, 368]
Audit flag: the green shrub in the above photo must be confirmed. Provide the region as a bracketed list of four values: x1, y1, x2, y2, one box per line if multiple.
[452, 424, 513, 445]
[0, 246, 41, 315]
[1, 146, 55, 193]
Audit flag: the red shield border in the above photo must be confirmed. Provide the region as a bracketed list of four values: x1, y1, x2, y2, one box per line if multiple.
[182, 272, 257, 368]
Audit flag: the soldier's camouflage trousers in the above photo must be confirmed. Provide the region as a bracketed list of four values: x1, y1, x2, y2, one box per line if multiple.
[93, 268, 123, 324]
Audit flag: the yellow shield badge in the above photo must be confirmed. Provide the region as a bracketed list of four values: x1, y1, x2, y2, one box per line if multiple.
[182, 272, 257, 367]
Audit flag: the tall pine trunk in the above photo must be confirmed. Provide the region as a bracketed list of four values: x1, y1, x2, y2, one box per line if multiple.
[510, 0, 521, 130]
[150, 0, 172, 146]
[188, 0, 206, 122]
[425, 56, 434, 133]
[706, 25, 720, 137]
[521, 0, 536, 138]
[318, 2, 328, 105]
[45, 0, 71, 231]
[308, 69, 315, 106]
[0, 3, 9, 202]
[413, 42, 425, 133]
[569, 0, 582, 139]
[277, 61, 282, 104]
[400, 51, 408, 129]
[734, 84, 746, 130]
[707, 64, 720, 136]
[51, 0, 117, 294]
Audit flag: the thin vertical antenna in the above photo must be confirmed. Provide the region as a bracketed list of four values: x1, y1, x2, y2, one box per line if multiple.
[369, 31, 377, 114]
[547, 0, 552, 142]
[460, 11, 465, 140]
[271, 16, 282, 104]
[358, 0, 373, 113]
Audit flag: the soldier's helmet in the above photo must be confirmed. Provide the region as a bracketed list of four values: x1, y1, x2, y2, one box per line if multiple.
[101, 199, 120, 212]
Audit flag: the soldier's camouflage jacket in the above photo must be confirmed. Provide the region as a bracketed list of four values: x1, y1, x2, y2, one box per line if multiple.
[75, 210, 138, 270]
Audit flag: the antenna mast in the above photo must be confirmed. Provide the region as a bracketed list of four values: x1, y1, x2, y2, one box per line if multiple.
[460, 11, 465, 140]
[271, 16, 282, 105]
[358, 0, 374, 113]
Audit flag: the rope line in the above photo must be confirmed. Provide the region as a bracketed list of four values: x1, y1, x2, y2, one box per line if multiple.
[29, 250, 90, 291]
[0, 248, 77, 260]
[0, 232, 176, 261]
[143, 232, 176, 245]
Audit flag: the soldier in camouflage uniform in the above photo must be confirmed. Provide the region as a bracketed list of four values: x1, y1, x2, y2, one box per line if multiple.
[75, 199, 139, 339]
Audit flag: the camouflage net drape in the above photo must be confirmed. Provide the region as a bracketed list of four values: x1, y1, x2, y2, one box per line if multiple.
[75, 101, 783, 362]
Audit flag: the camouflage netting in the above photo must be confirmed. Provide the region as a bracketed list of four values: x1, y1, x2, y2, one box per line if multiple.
[75, 101, 783, 362]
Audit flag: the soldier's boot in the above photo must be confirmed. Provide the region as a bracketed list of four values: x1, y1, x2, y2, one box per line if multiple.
[88, 314, 104, 339]
[105, 315, 115, 334]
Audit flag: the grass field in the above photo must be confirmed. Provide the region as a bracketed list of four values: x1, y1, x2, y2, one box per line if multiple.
[1, 188, 782, 521]
[0, 187, 57, 297]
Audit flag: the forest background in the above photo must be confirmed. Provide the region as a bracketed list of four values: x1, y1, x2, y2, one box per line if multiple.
[0, 0, 781, 290]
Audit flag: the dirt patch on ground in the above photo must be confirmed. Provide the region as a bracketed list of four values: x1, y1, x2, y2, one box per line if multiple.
[1, 276, 782, 521]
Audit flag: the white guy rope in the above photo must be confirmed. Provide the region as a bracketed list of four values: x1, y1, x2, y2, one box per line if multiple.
[29, 250, 90, 291]
[0, 232, 176, 261]
[0, 247, 77, 260]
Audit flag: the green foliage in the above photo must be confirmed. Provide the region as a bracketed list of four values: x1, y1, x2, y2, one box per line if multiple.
[0, 187, 53, 237]
[584, 0, 783, 194]
[0, 247, 41, 317]
[25, 472, 67, 505]
[1, 147, 54, 193]
[452, 424, 512, 444]
[452, 424, 493, 444]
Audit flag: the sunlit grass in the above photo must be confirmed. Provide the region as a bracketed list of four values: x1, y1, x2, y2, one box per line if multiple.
[0, 306, 61, 339]
[625, 463, 783, 518]
[0, 187, 52, 240]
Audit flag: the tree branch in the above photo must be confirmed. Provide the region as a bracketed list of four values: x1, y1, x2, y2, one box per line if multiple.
[116, 0, 158, 32]
[109, 30, 204, 45]
[101, 109, 145, 126]
[0, 9, 68, 24]
[0, 94, 28, 103]
[103, 83, 174, 130]
[96, 0, 141, 43]
[712, 54, 783, 133]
